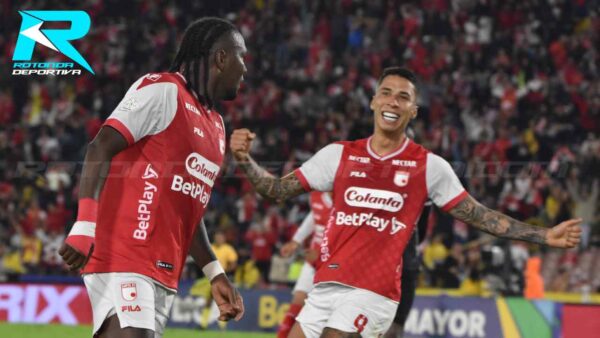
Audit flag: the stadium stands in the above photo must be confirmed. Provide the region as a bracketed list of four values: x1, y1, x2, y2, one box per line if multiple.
[0, 0, 597, 295]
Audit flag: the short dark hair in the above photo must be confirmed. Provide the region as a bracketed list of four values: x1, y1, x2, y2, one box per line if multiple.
[377, 67, 418, 94]
[169, 17, 239, 108]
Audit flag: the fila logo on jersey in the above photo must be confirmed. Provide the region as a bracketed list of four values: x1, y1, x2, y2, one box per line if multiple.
[135, 164, 158, 240]
[185, 102, 200, 115]
[394, 171, 410, 187]
[350, 171, 367, 178]
[392, 159, 417, 167]
[348, 155, 370, 163]
[344, 187, 404, 212]
[193, 127, 204, 138]
[121, 282, 137, 301]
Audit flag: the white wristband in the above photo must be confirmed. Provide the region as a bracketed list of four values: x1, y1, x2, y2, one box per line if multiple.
[202, 260, 225, 281]
[68, 221, 96, 237]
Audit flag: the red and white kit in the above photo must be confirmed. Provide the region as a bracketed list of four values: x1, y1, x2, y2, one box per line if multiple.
[82, 72, 226, 334]
[84, 72, 226, 288]
[293, 137, 467, 337]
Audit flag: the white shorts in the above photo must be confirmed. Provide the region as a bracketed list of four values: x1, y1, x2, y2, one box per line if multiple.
[293, 262, 315, 294]
[296, 283, 398, 338]
[83, 272, 175, 337]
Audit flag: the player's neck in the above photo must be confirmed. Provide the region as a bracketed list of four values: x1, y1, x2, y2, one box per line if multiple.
[370, 131, 407, 157]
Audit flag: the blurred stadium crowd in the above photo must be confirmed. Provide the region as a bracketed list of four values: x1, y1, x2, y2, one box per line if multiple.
[0, 0, 598, 297]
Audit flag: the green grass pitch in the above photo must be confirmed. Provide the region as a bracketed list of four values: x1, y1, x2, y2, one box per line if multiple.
[0, 323, 275, 338]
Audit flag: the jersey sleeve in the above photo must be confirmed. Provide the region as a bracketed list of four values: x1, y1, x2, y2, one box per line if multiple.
[426, 153, 468, 211]
[292, 211, 316, 243]
[104, 74, 178, 145]
[294, 143, 344, 192]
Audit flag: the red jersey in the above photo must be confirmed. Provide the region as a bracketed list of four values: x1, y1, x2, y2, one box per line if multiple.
[83, 73, 226, 290]
[294, 137, 467, 301]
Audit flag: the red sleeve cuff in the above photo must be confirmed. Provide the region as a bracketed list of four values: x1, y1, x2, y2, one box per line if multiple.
[441, 190, 468, 212]
[294, 169, 311, 192]
[104, 118, 135, 145]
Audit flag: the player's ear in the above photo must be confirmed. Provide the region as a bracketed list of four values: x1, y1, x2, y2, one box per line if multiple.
[214, 49, 227, 72]
[412, 105, 418, 119]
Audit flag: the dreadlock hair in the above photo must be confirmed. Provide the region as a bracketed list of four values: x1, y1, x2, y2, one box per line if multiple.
[169, 17, 238, 108]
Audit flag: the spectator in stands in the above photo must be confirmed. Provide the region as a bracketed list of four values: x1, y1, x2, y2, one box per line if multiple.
[212, 229, 238, 279]
[244, 220, 277, 284]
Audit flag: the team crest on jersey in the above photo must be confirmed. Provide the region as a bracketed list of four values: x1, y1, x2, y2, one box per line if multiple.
[121, 282, 137, 301]
[394, 171, 410, 187]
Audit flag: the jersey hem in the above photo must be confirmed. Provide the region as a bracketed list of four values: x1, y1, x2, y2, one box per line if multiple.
[82, 270, 178, 292]
[314, 281, 400, 304]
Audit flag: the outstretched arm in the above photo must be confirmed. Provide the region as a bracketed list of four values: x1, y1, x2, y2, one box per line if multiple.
[448, 194, 582, 248]
[230, 129, 305, 201]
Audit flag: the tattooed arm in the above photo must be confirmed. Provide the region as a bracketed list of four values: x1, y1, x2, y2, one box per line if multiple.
[448, 194, 582, 248]
[230, 128, 306, 201]
[236, 155, 306, 201]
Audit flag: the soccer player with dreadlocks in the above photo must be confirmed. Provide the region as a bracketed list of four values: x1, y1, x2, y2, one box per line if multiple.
[59, 17, 247, 338]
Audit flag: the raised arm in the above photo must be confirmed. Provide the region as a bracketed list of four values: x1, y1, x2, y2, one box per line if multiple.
[230, 128, 305, 201]
[448, 194, 582, 248]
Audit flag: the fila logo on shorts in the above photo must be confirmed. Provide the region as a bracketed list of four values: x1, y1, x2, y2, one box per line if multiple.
[121, 282, 137, 301]
[121, 305, 141, 312]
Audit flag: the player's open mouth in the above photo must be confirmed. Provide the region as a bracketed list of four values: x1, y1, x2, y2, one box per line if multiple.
[382, 111, 400, 122]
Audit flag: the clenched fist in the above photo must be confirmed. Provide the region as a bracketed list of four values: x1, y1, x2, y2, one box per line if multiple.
[230, 128, 256, 161]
